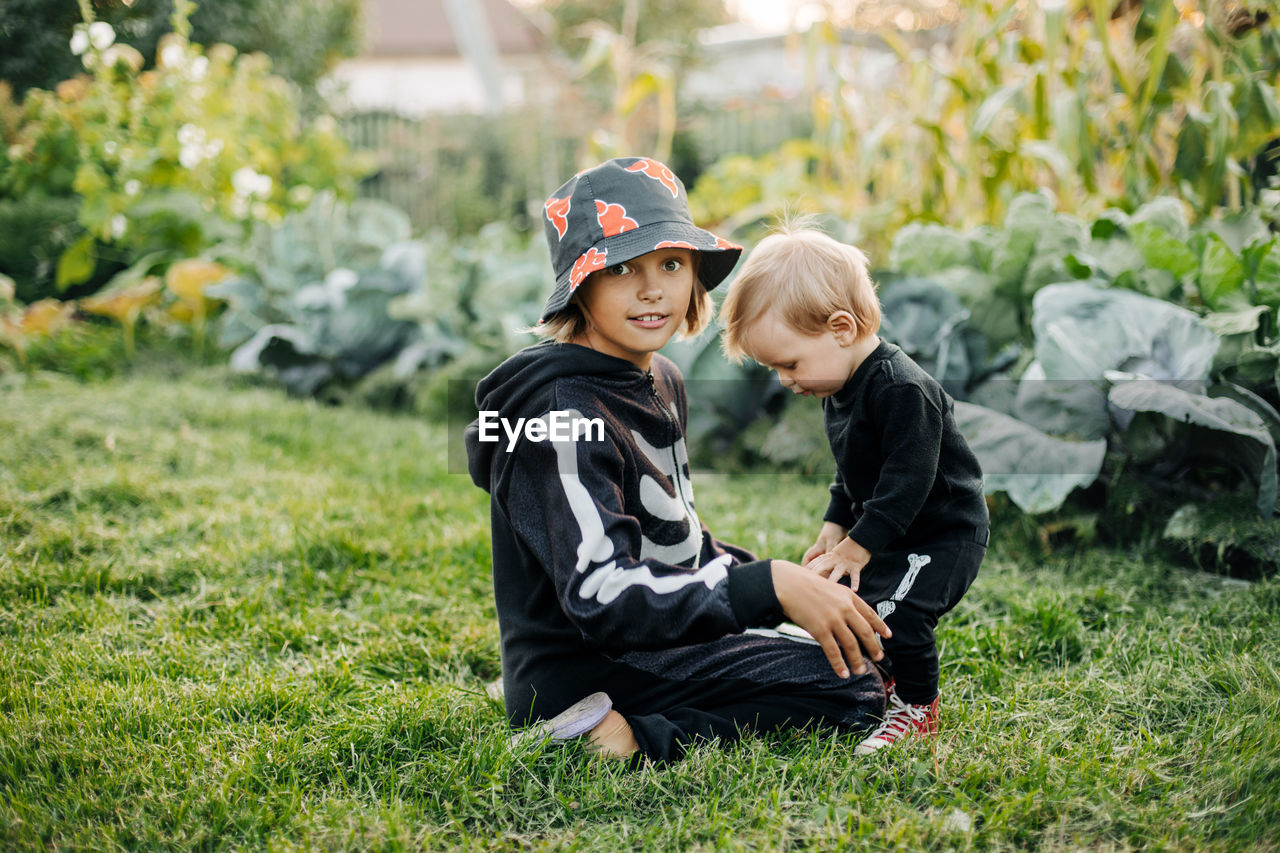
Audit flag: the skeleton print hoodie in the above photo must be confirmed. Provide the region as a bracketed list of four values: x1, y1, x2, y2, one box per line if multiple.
[465, 341, 783, 721]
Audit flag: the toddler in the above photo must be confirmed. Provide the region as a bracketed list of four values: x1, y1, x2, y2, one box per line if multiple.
[721, 225, 988, 753]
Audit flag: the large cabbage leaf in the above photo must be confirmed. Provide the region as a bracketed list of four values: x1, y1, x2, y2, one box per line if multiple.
[662, 332, 783, 449]
[953, 401, 1107, 514]
[1012, 361, 1111, 440]
[1032, 282, 1220, 381]
[1108, 379, 1277, 516]
[878, 276, 984, 396]
[1202, 307, 1280, 398]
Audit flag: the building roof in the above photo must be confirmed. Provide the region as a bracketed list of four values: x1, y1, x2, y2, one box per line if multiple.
[363, 0, 544, 57]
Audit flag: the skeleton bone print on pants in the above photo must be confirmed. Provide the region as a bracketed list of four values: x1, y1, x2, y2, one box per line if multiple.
[875, 553, 932, 621]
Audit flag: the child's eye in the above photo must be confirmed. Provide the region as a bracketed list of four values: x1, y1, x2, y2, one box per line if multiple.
[606, 262, 632, 276]
[661, 258, 683, 272]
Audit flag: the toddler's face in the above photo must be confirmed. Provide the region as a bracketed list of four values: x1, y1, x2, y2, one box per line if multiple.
[572, 248, 695, 369]
[745, 311, 861, 398]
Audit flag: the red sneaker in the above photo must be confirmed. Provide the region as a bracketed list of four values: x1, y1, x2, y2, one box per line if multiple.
[855, 690, 938, 755]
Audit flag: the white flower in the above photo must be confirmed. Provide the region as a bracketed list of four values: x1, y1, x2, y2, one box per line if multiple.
[179, 145, 205, 169]
[103, 141, 117, 156]
[88, 22, 116, 51]
[70, 28, 90, 56]
[190, 56, 209, 80]
[160, 42, 185, 69]
[204, 139, 224, 159]
[7, 144, 25, 160]
[124, 180, 141, 196]
[232, 167, 273, 198]
[109, 215, 127, 240]
[177, 124, 205, 147]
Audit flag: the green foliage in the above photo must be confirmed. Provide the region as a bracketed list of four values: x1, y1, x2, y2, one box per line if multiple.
[954, 400, 1108, 515]
[661, 329, 786, 462]
[689, 0, 1280, 253]
[543, 0, 729, 163]
[0, 0, 361, 104]
[208, 194, 423, 397]
[0, 9, 370, 302]
[887, 193, 1280, 351]
[956, 280, 1278, 520]
[702, 193, 1280, 533]
[0, 196, 99, 303]
[376, 220, 551, 418]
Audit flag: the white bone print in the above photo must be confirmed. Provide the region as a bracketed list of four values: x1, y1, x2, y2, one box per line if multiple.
[631, 422, 701, 567]
[875, 553, 932, 622]
[549, 409, 727, 604]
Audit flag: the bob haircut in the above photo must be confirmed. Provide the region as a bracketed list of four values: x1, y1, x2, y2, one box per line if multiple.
[537, 251, 713, 343]
[720, 224, 880, 363]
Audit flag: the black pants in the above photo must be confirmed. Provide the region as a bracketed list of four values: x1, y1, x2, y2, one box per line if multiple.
[852, 531, 986, 705]
[520, 630, 886, 763]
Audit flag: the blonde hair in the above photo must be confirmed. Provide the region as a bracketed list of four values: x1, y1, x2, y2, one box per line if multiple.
[721, 224, 880, 362]
[538, 251, 713, 342]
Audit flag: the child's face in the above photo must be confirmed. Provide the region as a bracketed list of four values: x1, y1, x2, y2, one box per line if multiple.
[745, 310, 863, 398]
[572, 248, 695, 370]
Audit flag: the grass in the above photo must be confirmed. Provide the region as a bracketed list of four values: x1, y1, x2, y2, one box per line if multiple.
[2, 366, 1279, 851]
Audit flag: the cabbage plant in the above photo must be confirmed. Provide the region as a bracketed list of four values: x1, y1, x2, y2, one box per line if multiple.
[208, 194, 422, 396]
[957, 283, 1278, 516]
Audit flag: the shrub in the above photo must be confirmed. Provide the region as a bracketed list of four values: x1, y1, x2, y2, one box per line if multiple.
[0, 4, 371, 302]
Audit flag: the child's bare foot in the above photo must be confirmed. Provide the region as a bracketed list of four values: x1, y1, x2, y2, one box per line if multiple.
[588, 709, 639, 758]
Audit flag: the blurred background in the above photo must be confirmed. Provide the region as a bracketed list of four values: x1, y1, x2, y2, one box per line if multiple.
[2, 0, 1279, 569]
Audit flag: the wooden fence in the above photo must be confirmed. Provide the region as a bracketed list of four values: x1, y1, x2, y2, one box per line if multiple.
[340, 99, 812, 236]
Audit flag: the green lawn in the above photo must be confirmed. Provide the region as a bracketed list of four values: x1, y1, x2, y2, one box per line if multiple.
[2, 369, 1278, 851]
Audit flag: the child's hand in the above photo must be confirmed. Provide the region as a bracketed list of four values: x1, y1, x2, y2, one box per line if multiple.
[801, 522, 849, 566]
[770, 560, 891, 679]
[807, 537, 872, 590]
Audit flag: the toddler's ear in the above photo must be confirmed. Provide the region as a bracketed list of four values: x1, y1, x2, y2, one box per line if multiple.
[826, 310, 858, 344]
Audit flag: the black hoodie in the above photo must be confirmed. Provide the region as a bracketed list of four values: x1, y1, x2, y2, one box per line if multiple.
[465, 341, 783, 722]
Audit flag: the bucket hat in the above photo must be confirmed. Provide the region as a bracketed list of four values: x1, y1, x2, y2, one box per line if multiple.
[540, 157, 742, 322]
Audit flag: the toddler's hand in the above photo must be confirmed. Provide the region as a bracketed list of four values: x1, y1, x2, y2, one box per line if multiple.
[801, 521, 849, 567]
[771, 560, 890, 679]
[807, 537, 872, 590]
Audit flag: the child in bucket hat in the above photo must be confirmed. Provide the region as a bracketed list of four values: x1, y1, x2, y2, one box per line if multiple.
[464, 157, 891, 763]
[537, 156, 742, 342]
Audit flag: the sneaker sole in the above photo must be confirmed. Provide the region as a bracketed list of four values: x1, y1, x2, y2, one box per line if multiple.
[512, 692, 613, 746]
